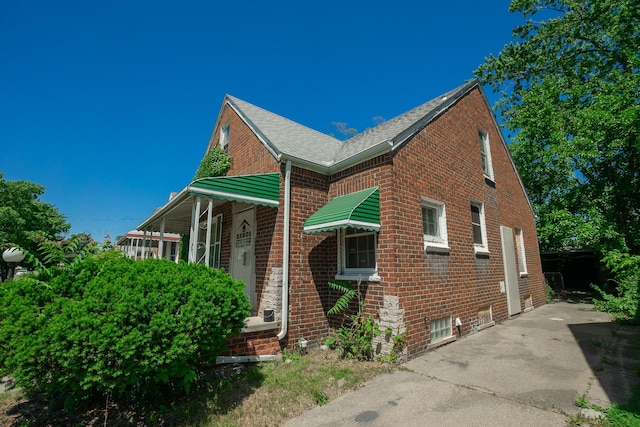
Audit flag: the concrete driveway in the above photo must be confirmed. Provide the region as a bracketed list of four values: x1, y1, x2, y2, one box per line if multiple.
[286, 302, 639, 427]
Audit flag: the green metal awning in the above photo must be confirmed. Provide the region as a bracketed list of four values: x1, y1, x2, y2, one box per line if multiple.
[190, 173, 280, 207]
[304, 187, 380, 234]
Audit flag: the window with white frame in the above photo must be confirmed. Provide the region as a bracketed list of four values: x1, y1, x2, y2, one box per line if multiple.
[421, 198, 448, 251]
[471, 201, 489, 253]
[479, 130, 493, 179]
[430, 316, 452, 343]
[515, 228, 528, 276]
[219, 124, 230, 153]
[340, 228, 377, 276]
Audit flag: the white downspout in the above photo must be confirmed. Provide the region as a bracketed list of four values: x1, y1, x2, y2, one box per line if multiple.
[277, 160, 291, 340]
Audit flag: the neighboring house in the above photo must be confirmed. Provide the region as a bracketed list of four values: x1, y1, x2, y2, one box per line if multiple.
[135, 79, 545, 361]
[116, 230, 181, 261]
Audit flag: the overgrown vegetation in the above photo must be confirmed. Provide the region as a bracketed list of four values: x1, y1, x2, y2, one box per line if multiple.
[324, 280, 380, 361]
[571, 384, 640, 427]
[593, 252, 640, 324]
[0, 254, 250, 410]
[193, 146, 232, 180]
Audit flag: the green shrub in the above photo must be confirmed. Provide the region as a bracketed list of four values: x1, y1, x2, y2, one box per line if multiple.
[324, 280, 380, 361]
[593, 251, 640, 324]
[0, 253, 251, 409]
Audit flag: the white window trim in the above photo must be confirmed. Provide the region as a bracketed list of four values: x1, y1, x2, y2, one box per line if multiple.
[479, 130, 494, 180]
[421, 198, 449, 252]
[219, 124, 230, 151]
[515, 227, 528, 277]
[336, 228, 378, 280]
[471, 201, 489, 255]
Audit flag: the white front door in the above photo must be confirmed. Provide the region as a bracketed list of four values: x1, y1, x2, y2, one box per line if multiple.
[231, 207, 256, 310]
[500, 226, 521, 316]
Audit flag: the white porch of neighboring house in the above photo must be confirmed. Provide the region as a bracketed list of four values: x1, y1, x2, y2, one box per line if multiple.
[135, 173, 281, 267]
[116, 230, 181, 261]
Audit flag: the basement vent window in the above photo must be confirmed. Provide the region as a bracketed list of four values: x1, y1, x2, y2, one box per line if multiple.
[430, 316, 452, 343]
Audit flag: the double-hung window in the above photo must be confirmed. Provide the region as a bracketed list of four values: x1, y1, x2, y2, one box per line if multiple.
[479, 130, 493, 180]
[421, 198, 448, 251]
[471, 201, 489, 254]
[339, 228, 377, 278]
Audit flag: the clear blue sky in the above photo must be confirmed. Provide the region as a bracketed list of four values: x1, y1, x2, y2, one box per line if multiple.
[0, 1, 522, 242]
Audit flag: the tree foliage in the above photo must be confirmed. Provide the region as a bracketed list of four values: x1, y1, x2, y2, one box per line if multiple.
[193, 146, 232, 180]
[0, 254, 251, 409]
[0, 173, 70, 278]
[474, 0, 640, 255]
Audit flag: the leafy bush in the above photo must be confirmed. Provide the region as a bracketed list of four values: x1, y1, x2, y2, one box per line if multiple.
[193, 146, 232, 180]
[592, 251, 640, 324]
[0, 253, 251, 409]
[324, 280, 380, 360]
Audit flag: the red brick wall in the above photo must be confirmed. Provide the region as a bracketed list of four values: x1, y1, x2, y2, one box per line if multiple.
[205, 90, 544, 358]
[211, 102, 281, 176]
[385, 86, 545, 357]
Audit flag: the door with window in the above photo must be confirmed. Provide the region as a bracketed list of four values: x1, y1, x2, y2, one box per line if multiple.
[500, 226, 521, 316]
[231, 207, 256, 310]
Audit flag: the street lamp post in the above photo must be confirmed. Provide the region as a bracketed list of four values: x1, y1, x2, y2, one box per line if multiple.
[3, 247, 25, 280]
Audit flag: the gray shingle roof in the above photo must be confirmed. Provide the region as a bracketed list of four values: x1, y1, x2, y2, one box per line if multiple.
[225, 79, 478, 172]
[226, 96, 343, 166]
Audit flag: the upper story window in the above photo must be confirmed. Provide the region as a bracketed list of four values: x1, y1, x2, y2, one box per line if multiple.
[479, 130, 493, 180]
[515, 227, 528, 276]
[339, 228, 378, 278]
[421, 198, 449, 252]
[471, 201, 489, 254]
[219, 124, 230, 153]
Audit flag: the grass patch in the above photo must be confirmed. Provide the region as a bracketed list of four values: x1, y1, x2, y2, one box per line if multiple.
[0, 349, 394, 426]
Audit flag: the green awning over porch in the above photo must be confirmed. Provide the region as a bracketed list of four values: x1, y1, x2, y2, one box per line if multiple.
[303, 187, 380, 234]
[190, 173, 280, 207]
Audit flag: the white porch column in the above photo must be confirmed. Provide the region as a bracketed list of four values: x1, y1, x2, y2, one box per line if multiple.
[204, 198, 213, 266]
[188, 196, 201, 263]
[142, 230, 148, 259]
[158, 218, 166, 260]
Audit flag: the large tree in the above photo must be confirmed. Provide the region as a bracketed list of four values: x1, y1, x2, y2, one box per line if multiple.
[474, 0, 640, 255]
[0, 173, 70, 279]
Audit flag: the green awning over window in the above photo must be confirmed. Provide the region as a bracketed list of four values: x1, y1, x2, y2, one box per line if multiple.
[190, 173, 280, 207]
[304, 187, 380, 234]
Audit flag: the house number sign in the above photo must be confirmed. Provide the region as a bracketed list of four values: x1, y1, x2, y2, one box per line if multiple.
[235, 220, 252, 248]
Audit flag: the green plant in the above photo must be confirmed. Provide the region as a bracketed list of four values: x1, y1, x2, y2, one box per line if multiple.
[0, 254, 251, 410]
[575, 395, 589, 409]
[312, 389, 329, 406]
[193, 146, 232, 180]
[546, 283, 555, 303]
[324, 280, 380, 361]
[593, 252, 640, 324]
[282, 347, 300, 362]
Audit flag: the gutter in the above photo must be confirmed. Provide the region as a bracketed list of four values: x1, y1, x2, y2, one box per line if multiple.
[278, 139, 393, 176]
[277, 160, 291, 340]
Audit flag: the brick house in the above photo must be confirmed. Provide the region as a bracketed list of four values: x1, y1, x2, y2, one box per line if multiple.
[136, 79, 545, 362]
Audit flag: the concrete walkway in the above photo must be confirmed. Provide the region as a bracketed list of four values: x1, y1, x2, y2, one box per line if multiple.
[286, 302, 639, 426]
